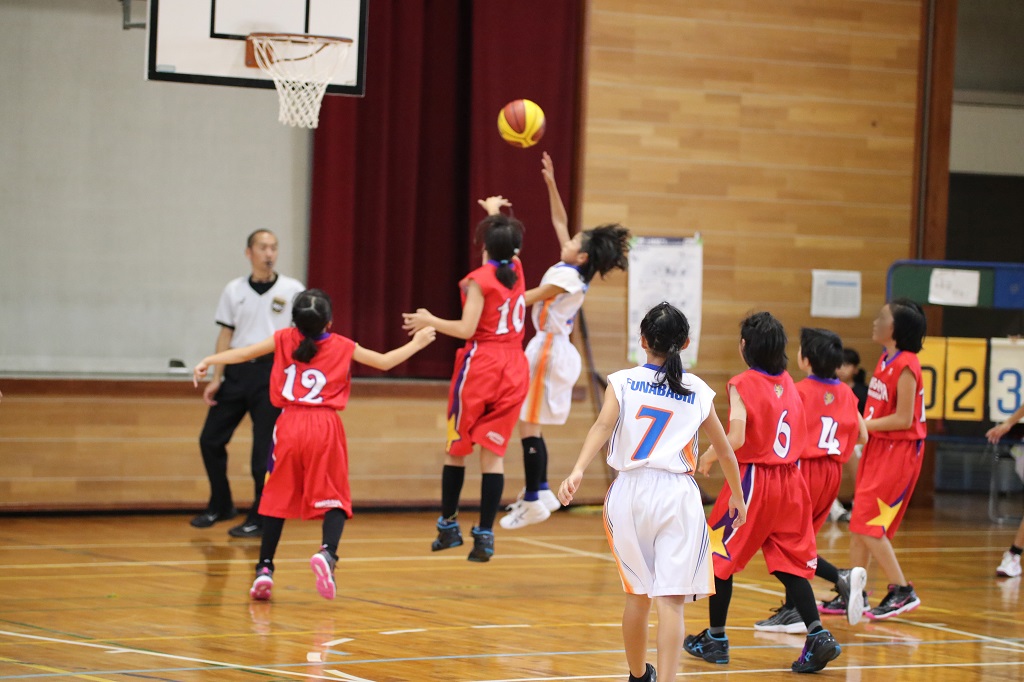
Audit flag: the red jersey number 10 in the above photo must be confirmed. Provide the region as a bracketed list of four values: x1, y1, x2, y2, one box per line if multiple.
[496, 295, 527, 335]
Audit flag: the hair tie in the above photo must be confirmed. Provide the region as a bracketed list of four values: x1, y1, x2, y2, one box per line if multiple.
[499, 259, 510, 265]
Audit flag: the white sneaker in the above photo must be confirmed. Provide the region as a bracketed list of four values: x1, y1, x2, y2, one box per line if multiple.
[828, 499, 846, 523]
[996, 551, 1022, 578]
[538, 488, 562, 512]
[499, 499, 551, 529]
[511, 487, 562, 513]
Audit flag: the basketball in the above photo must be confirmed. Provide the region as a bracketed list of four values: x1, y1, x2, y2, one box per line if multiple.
[497, 99, 546, 148]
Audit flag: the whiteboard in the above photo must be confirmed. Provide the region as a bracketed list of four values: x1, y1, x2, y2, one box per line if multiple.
[627, 236, 703, 368]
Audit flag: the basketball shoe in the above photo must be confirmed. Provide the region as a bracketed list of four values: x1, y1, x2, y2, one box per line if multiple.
[838, 567, 868, 625]
[499, 499, 551, 529]
[468, 527, 495, 562]
[310, 548, 337, 600]
[431, 517, 463, 551]
[754, 603, 807, 634]
[791, 629, 841, 673]
[510, 487, 562, 513]
[996, 551, 1022, 577]
[250, 566, 273, 601]
[866, 583, 920, 620]
[683, 629, 729, 664]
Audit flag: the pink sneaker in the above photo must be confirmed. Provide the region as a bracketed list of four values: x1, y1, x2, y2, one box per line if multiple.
[250, 567, 274, 601]
[310, 549, 337, 600]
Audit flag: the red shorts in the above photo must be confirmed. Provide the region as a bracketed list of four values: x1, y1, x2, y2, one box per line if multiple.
[709, 463, 817, 580]
[798, 457, 843, 535]
[849, 437, 923, 539]
[258, 406, 352, 520]
[446, 341, 529, 456]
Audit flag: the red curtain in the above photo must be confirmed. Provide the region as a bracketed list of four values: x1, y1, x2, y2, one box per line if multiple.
[309, 0, 584, 378]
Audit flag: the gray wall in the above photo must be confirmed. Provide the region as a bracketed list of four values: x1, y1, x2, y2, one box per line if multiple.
[0, 1, 311, 375]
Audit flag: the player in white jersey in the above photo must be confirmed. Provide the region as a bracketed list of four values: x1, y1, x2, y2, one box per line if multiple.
[558, 303, 746, 682]
[501, 153, 631, 530]
[192, 229, 305, 538]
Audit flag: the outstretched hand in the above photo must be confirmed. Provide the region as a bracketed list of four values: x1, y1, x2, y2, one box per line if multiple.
[477, 195, 512, 216]
[402, 309, 433, 335]
[193, 362, 210, 388]
[412, 326, 437, 348]
[541, 151, 555, 184]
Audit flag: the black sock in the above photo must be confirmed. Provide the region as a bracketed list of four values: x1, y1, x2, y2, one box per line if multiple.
[775, 571, 820, 630]
[478, 473, 505, 530]
[708, 575, 732, 630]
[320, 509, 346, 560]
[1011, 545, 1023, 556]
[522, 436, 546, 496]
[815, 556, 840, 584]
[258, 516, 285, 568]
[441, 465, 465, 521]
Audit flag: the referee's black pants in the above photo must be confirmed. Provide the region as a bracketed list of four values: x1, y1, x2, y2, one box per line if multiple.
[198, 361, 280, 522]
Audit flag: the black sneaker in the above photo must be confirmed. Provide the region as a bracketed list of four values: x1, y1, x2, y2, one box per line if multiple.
[228, 520, 263, 538]
[190, 507, 237, 528]
[431, 517, 463, 551]
[753, 603, 806, 633]
[683, 629, 729, 664]
[791, 629, 841, 673]
[628, 662, 657, 682]
[866, 583, 920, 620]
[467, 527, 494, 562]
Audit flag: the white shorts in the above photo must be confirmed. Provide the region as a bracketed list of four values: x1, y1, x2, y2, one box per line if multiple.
[519, 332, 582, 425]
[603, 467, 714, 599]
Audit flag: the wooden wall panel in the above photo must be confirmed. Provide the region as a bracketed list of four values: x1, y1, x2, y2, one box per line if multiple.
[580, 0, 924, 432]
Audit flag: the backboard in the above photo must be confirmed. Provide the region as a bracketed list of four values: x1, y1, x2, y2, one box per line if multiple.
[147, 0, 368, 96]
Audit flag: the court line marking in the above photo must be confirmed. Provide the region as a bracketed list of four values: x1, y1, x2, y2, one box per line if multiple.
[470, 661, 1024, 681]
[322, 638, 354, 647]
[895, 618, 1024, 651]
[0, 653, 114, 682]
[380, 629, 425, 635]
[0, 630, 363, 681]
[985, 645, 1024, 654]
[326, 672, 376, 681]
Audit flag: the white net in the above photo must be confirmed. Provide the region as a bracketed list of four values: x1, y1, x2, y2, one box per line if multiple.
[249, 34, 352, 129]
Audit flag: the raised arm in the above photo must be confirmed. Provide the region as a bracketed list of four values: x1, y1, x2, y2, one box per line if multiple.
[478, 195, 512, 216]
[541, 152, 571, 246]
[403, 280, 485, 340]
[353, 327, 436, 371]
[524, 283, 569, 307]
[193, 336, 276, 387]
[558, 384, 620, 505]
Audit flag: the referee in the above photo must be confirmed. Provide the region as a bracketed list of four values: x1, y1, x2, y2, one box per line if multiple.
[191, 229, 305, 537]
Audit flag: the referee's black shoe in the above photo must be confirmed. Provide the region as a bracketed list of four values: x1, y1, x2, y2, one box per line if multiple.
[228, 520, 263, 538]
[190, 507, 238, 528]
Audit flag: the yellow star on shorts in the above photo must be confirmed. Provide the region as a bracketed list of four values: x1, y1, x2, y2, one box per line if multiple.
[446, 414, 461, 451]
[709, 523, 729, 560]
[866, 497, 903, 532]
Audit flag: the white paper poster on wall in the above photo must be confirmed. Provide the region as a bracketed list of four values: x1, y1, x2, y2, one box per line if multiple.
[928, 268, 981, 306]
[811, 269, 862, 318]
[627, 236, 703, 368]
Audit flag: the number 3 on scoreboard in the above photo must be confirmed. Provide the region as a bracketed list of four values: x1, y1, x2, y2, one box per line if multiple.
[631, 405, 673, 460]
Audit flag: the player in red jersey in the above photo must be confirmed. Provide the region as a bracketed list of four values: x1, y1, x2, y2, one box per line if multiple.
[754, 328, 869, 633]
[403, 197, 530, 562]
[849, 298, 927, 619]
[194, 289, 436, 601]
[685, 312, 842, 674]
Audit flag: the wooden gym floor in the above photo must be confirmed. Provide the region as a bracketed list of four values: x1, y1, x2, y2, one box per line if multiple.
[0, 496, 1021, 681]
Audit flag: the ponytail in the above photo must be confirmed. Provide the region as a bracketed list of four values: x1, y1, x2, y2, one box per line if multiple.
[477, 214, 524, 290]
[290, 289, 333, 363]
[639, 302, 693, 397]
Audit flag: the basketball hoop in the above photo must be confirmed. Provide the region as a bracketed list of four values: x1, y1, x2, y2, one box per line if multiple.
[246, 33, 353, 129]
